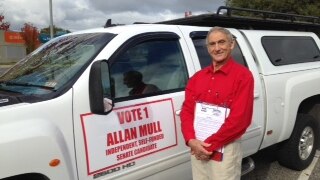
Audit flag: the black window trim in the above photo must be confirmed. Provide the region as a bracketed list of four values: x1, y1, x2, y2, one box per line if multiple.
[189, 31, 208, 40]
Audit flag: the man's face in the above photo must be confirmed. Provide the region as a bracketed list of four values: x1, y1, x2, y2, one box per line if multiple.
[207, 31, 234, 64]
[123, 75, 135, 88]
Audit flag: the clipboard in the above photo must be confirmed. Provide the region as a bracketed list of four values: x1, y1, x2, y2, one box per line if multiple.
[194, 102, 230, 161]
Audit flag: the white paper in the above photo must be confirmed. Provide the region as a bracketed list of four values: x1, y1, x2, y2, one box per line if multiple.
[194, 102, 230, 153]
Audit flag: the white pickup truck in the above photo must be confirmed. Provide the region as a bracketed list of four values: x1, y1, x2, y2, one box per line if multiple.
[0, 6, 320, 180]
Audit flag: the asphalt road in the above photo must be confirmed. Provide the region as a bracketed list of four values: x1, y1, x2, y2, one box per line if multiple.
[241, 146, 320, 180]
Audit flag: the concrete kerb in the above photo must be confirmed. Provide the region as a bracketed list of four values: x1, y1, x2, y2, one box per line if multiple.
[0, 64, 13, 68]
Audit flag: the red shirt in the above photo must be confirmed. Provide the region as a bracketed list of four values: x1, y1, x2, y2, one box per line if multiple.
[180, 58, 254, 152]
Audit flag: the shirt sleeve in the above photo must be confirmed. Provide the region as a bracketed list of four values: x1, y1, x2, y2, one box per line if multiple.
[180, 76, 197, 143]
[204, 71, 254, 152]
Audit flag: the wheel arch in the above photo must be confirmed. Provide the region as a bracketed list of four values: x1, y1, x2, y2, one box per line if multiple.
[1, 173, 49, 180]
[298, 94, 320, 122]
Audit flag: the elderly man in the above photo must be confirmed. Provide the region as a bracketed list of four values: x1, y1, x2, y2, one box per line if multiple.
[180, 26, 254, 180]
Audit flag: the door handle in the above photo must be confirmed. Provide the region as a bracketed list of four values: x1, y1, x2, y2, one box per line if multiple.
[175, 110, 181, 116]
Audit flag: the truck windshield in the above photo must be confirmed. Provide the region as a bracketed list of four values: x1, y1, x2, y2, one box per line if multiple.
[0, 32, 115, 97]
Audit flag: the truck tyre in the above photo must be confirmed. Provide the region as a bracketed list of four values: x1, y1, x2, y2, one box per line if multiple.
[3, 173, 49, 180]
[277, 113, 319, 170]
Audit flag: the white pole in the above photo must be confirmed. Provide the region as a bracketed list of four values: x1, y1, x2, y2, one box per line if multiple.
[49, 0, 54, 39]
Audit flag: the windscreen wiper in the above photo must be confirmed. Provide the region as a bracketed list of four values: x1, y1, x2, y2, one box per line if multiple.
[0, 81, 56, 91]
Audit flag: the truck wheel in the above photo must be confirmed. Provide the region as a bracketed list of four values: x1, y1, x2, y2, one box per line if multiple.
[3, 173, 49, 180]
[277, 113, 319, 170]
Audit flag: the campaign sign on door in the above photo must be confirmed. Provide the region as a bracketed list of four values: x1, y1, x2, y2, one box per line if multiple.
[81, 99, 177, 175]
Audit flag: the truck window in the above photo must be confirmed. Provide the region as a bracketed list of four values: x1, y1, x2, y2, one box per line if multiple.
[110, 39, 188, 99]
[0, 33, 115, 98]
[192, 37, 246, 69]
[262, 36, 320, 66]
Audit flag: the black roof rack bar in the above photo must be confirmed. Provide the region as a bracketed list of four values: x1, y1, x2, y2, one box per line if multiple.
[156, 6, 320, 35]
[217, 6, 320, 24]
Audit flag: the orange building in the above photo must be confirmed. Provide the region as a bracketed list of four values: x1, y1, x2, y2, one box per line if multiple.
[0, 30, 26, 64]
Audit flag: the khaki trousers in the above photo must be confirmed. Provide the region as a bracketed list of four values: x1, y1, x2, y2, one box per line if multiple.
[190, 141, 242, 180]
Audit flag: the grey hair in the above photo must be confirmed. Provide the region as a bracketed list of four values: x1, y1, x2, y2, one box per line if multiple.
[206, 26, 234, 45]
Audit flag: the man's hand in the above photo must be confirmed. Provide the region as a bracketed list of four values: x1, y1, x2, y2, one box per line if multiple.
[188, 139, 213, 161]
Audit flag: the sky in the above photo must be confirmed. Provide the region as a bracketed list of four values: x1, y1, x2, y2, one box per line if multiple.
[1, 0, 225, 32]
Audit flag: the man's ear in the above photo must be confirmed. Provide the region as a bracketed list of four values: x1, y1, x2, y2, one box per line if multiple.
[230, 40, 236, 50]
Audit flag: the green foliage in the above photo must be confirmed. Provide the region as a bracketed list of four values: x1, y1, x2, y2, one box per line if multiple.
[226, 0, 320, 16]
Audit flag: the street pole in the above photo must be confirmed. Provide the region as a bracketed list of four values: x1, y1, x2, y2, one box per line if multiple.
[49, 0, 54, 39]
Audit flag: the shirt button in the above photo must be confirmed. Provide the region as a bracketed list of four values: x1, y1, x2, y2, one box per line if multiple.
[211, 77, 214, 80]
[208, 90, 211, 93]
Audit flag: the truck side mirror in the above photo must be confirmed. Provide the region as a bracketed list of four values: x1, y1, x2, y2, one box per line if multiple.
[89, 60, 114, 114]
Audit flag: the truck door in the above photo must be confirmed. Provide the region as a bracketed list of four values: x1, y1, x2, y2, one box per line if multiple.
[73, 31, 195, 180]
[179, 27, 265, 158]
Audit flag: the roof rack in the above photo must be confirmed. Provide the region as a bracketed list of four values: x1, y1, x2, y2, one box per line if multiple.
[217, 6, 320, 24]
[156, 6, 320, 34]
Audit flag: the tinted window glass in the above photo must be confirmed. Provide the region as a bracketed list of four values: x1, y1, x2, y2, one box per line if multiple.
[0, 33, 114, 97]
[192, 38, 246, 69]
[262, 36, 320, 66]
[110, 39, 188, 99]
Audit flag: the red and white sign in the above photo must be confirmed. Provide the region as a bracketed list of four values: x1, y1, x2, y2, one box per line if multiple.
[81, 99, 177, 175]
[4, 31, 25, 44]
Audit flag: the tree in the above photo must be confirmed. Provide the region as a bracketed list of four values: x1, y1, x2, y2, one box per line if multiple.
[0, 13, 10, 31]
[21, 23, 41, 54]
[226, 0, 320, 17]
[40, 25, 71, 35]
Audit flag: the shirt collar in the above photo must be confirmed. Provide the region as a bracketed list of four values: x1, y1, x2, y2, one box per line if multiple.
[205, 57, 235, 75]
